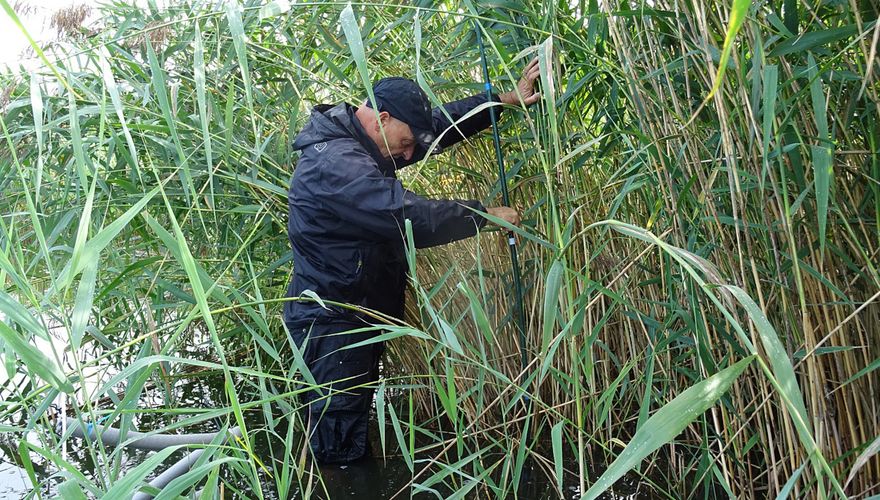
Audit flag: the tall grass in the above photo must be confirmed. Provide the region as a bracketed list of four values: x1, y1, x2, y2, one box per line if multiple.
[0, 0, 878, 498]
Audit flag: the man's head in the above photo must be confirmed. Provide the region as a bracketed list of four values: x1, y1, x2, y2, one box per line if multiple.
[355, 77, 435, 162]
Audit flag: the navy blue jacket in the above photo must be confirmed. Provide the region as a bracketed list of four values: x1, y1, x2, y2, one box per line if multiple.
[284, 93, 503, 325]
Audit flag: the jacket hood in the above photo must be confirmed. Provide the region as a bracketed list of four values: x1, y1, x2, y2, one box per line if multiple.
[293, 103, 394, 172]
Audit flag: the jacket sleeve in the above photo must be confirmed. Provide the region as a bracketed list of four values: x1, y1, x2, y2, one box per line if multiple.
[431, 93, 504, 150]
[319, 148, 487, 248]
[399, 92, 504, 167]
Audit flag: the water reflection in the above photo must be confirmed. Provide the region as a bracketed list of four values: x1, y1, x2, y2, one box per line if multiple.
[309, 457, 414, 499]
[0, 454, 32, 497]
[0, 368, 644, 499]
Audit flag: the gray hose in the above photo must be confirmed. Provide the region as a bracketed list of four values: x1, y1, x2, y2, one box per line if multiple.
[132, 426, 241, 500]
[131, 448, 205, 500]
[57, 417, 237, 451]
[57, 418, 240, 499]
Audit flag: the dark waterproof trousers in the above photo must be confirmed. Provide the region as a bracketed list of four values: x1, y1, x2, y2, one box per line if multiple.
[288, 319, 383, 464]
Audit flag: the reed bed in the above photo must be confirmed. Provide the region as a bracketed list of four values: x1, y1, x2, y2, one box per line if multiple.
[0, 0, 877, 498]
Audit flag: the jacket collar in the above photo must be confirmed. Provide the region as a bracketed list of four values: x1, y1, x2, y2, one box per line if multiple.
[335, 104, 397, 176]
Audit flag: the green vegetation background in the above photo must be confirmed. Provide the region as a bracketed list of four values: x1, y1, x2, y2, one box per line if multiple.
[0, 0, 878, 498]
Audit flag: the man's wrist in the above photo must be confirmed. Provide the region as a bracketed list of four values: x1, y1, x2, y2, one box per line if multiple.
[472, 201, 489, 229]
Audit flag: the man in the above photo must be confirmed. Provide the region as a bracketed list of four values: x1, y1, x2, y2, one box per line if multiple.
[285, 58, 540, 464]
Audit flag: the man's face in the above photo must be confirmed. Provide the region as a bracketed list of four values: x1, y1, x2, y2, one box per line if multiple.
[375, 112, 417, 162]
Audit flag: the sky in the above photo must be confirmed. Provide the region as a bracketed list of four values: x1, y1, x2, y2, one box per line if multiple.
[0, 0, 100, 71]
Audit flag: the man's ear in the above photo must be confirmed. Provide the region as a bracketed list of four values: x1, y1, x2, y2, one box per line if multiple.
[374, 111, 390, 132]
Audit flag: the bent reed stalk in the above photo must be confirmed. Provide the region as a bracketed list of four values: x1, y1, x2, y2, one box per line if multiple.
[0, 0, 877, 498]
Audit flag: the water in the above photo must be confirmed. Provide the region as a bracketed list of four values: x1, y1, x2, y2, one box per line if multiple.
[0, 461, 31, 498]
[0, 372, 420, 499]
[0, 368, 651, 499]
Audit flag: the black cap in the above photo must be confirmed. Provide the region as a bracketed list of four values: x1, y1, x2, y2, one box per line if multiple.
[367, 77, 436, 148]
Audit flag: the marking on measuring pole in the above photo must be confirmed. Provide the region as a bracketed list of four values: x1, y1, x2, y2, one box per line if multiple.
[508, 236, 516, 246]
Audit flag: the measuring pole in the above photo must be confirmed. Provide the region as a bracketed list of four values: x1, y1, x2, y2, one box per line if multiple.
[474, 23, 528, 375]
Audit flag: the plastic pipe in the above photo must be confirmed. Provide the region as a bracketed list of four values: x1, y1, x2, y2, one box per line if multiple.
[131, 448, 204, 500]
[57, 417, 239, 451]
[131, 427, 241, 500]
[57, 418, 240, 499]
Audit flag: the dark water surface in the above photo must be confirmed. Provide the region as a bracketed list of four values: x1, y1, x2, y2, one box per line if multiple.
[0, 371, 648, 499]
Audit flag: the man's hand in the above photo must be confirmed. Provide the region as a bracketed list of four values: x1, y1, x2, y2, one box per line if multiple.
[486, 206, 521, 227]
[498, 57, 541, 107]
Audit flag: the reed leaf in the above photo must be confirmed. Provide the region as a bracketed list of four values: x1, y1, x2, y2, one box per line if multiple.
[0, 321, 72, 393]
[102, 446, 180, 499]
[582, 355, 755, 500]
[705, 0, 751, 100]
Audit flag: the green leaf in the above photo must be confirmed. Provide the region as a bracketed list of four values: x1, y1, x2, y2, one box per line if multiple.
[340, 4, 376, 108]
[55, 186, 160, 291]
[470, 205, 556, 251]
[841, 356, 880, 387]
[761, 64, 778, 181]
[541, 259, 564, 354]
[194, 22, 214, 209]
[387, 401, 413, 472]
[68, 167, 98, 293]
[152, 457, 242, 500]
[153, 184, 253, 462]
[67, 90, 89, 193]
[438, 318, 465, 355]
[782, 0, 798, 35]
[97, 47, 141, 180]
[0, 290, 46, 340]
[457, 281, 494, 344]
[376, 380, 387, 457]
[16, 440, 38, 492]
[551, 421, 564, 495]
[336, 326, 432, 352]
[807, 53, 832, 256]
[101, 447, 180, 498]
[721, 285, 838, 492]
[845, 433, 880, 489]
[776, 462, 806, 500]
[581, 356, 755, 500]
[140, 213, 231, 307]
[225, 0, 258, 143]
[70, 258, 98, 351]
[29, 72, 44, 204]
[768, 24, 863, 58]
[706, 0, 751, 100]
[0, 321, 73, 393]
[146, 38, 193, 203]
[57, 480, 89, 500]
[723, 286, 811, 429]
[538, 36, 561, 160]
[259, 0, 290, 19]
